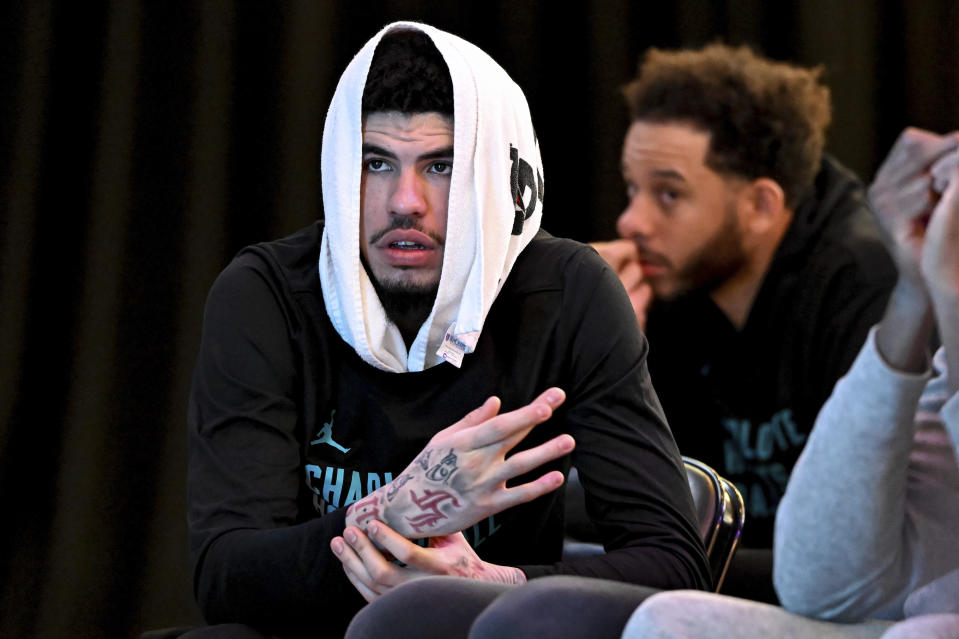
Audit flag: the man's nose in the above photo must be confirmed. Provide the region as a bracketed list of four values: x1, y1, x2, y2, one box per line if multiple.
[389, 169, 428, 216]
[617, 194, 656, 239]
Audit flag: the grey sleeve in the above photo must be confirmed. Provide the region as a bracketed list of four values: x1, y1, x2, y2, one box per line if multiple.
[773, 327, 931, 622]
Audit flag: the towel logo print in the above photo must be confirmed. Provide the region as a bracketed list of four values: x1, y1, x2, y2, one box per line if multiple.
[509, 143, 544, 235]
[311, 410, 351, 453]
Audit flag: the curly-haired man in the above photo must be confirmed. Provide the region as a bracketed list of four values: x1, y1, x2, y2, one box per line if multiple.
[593, 44, 897, 602]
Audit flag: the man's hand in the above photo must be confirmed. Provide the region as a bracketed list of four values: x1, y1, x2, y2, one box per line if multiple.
[591, 239, 654, 330]
[921, 160, 959, 395]
[331, 521, 524, 602]
[345, 388, 574, 538]
[922, 160, 959, 294]
[867, 127, 958, 289]
[872, 130, 958, 374]
[931, 148, 959, 196]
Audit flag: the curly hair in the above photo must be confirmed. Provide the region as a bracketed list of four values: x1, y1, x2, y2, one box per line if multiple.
[362, 28, 453, 117]
[622, 44, 832, 209]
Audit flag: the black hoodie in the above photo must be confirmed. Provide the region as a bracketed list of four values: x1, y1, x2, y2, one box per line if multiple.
[189, 227, 711, 636]
[645, 155, 897, 549]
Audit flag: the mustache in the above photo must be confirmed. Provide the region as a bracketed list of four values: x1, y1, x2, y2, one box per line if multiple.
[630, 240, 669, 267]
[369, 216, 445, 246]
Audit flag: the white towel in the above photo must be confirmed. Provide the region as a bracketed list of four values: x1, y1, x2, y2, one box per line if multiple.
[319, 21, 544, 372]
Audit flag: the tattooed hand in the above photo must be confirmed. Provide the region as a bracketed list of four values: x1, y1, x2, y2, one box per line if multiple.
[344, 387, 573, 538]
[331, 521, 525, 603]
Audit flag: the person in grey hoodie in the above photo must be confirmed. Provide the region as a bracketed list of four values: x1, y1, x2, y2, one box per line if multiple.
[620, 127, 959, 638]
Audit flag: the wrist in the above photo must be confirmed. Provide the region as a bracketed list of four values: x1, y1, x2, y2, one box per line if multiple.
[876, 280, 935, 373]
[344, 486, 405, 533]
[508, 566, 527, 585]
[480, 563, 527, 585]
[892, 273, 931, 305]
[926, 278, 959, 311]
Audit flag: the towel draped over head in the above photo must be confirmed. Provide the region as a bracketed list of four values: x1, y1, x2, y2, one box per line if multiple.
[319, 21, 545, 372]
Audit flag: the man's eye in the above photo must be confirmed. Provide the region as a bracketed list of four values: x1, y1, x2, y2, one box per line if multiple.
[658, 188, 679, 205]
[429, 161, 453, 175]
[365, 159, 391, 172]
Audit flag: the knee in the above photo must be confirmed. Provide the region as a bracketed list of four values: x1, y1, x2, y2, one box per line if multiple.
[469, 576, 570, 639]
[493, 575, 594, 610]
[345, 578, 452, 639]
[346, 576, 512, 639]
[880, 614, 959, 639]
[622, 591, 689, 638]
[471, 575, 655, 639]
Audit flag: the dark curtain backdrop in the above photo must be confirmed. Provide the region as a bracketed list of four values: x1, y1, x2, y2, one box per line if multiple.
[1, 1, 957, 636]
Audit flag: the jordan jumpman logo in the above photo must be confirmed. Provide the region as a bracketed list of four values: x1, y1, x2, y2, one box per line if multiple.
[311, 410, 350, 453]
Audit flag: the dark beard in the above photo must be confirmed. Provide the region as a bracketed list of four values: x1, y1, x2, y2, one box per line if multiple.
[671, 200, 747, 299]
[369, 274, 438, 333]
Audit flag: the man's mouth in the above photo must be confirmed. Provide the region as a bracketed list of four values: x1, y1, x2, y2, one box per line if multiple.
[375, 229, 440, 252]
[636, 248, 670, 276]
[371, 229, 443, 270]
[639, 256, 664, 268]
[389, 240, 428, 250]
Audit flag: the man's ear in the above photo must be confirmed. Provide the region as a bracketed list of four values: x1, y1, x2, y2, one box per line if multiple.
[742, 177, 787, 234]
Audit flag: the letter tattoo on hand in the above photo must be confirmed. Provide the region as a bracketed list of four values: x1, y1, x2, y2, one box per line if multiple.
[386, 474, 413, 502]
[425, 448, 459, 484]
[406, 489, 461, 533]
[346, 493, 381, 527]
[414, 449, 432, 471]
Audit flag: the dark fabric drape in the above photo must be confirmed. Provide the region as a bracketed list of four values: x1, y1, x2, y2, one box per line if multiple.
[1, 1, 956, 636]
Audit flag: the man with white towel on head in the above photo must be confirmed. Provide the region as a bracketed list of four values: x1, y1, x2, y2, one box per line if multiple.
[187, 22, 709, 638]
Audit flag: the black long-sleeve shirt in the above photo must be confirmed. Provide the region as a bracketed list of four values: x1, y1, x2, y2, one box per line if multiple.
[188, 223, 710, 637]
[646, 155, 896, 548]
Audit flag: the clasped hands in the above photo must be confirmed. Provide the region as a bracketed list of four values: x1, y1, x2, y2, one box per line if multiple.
[867, 127, 959, 392]
[867, 127, 959, 296]
[331, 387, 574, 601]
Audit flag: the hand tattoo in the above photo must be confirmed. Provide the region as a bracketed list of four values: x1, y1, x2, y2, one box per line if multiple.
[414, 449, 432, 471]
[450, 556, 476, 578]
[425, 448, 459, 484]
[406, 489, 460, 533]
[386, 474, 413, 502]
[346, 493, 381, 527]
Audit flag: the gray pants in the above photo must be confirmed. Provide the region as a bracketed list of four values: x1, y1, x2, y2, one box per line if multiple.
[623, 590, 908, 639]
[345, 575, 661, 639]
